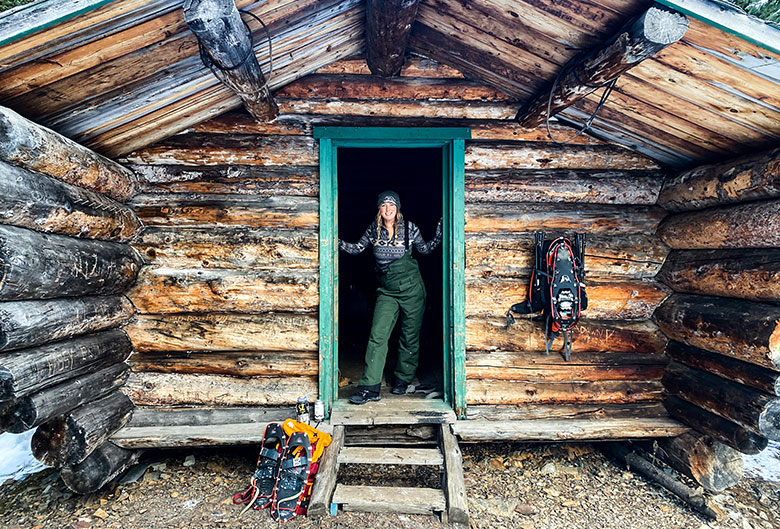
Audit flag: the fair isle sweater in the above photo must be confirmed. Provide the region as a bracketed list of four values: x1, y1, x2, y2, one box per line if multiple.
[339, 220, 442, 271]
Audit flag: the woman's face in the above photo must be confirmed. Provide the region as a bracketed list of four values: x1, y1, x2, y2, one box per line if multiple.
[379, 202, 397, 222]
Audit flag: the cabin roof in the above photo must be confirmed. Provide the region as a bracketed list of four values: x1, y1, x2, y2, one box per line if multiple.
[0, 0, 778, 167]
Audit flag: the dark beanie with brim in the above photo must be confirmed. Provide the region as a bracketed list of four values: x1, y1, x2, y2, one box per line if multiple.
[377, 190, 401, 209]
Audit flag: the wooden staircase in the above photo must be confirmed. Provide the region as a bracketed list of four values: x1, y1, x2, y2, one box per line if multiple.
[308, 398, 469, 525]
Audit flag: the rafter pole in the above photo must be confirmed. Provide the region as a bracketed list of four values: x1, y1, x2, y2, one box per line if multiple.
[183, 0, 278, 121]
[366, 0, 421, 77]
[515, 3, 688, 128]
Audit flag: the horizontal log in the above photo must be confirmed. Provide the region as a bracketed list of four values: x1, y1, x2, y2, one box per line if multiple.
[465, 379, 663, 405]
[654, 294, 780, 370]
[278, 97, 518, 120]
[663, 362, 780, 441]
[465, 203, 665, 235]
[131, 194, 318, 228]
[465, 351, 666, 382]
[666, 341, 780, 396]
[32, 390, 134, 467]
[658, 147, 780, 211]
[0, 106, 137, 201]
[657, 199, 780, 249]
[122, 406, 294, 427]
[0, 160, 141, 241]
[128, 267, 318, 314]
[655, 431, 743, 492]
[133, 227, 318, 269]
[0, 296, 134, 352]
[664, 395, 768, 455]
[0, 224, 142, 301]
[466, 278, 669, 320]
[657, 249, 780, 303]
[125, 313, 318, 353]
[466, 318, 667, 354]
[129, 350, 318, 376]
[60, 442, 140, 494]
[465, 232, 669, 280]
[0, 362, 129, 433]
[122, 371, 318, 406]
[0, 329, 132, 401]
[464, 169, 663, 205]
[464, 402, 672, 421]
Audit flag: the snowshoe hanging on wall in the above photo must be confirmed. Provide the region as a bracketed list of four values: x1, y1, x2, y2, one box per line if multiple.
[506, 232, 587, 361]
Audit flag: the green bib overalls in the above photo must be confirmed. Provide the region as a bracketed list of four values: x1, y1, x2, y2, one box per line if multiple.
[358, 252, 426, 389]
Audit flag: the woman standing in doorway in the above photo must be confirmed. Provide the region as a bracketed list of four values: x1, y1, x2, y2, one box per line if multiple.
[339, 191, 442, 405]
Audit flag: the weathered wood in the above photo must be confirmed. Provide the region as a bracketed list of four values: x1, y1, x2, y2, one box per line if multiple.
[657, 199, 780, 250]
[465, 380, 663, 405]
[0, 106, 136, 201]
[338, 446, 442, 466]
[60, 442, 140, 494]
[658, 249, 780, 303]
[122, 371, 318, 406]
[125, 313, 317, 353]
[32, 390, 134, 467]
[131, 194, 318, 228]
[183, 0, 278, 121]
[0, 160, 141, 241]
[0, 329, 132, 401]
[665, 341, 780, 396]
[344, 424, 438, 446]
[123, 406, 293, 427]
[0, 225, 142, 301]
[465, 169, 663, 205]
[466, 278, 669, 320]
[365, 0, 420, 76]
[333, 485, 446, 514]
[308, 424, 344, 517]
[0, 362, 129, 433]
[601, 442, 720, 520]
[516, 5, 688, 127]
[658, 147, 780, 211]
[330, 397, 456, 426]
[128, 267, 317, 314]
[465, 402, 672, 422]
[466, 318, 667, 354]
[452, 417, 688, 442]
[0, 296, 134, 353]
[655, 431, 743, 492]
[465, 203, 665, 235]
[133, 227, 318, 270]
[466, 232, 669, 280]
[663, 362, 780, 441]
[129, 350, 318, 377]
[664, 395, 768, 455]
[440, 425, 469, 525]
[654, 294, 780, 370]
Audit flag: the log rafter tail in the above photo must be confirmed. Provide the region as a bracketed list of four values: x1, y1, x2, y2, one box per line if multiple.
[366, 0, 421, 77]
[183, 0, 279, 122]
[515, 4, 689, 128]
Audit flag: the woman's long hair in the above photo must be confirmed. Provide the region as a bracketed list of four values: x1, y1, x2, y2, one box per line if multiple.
[375, 209, 404, 244]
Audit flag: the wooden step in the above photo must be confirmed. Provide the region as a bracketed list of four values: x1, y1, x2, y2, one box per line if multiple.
[331, 397, 456, 425]
[332, 484, 446, 514]
[338, 446, 444, 466]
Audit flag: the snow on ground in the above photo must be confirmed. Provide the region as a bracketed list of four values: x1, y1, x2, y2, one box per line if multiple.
[0, 432, 48, 483]
[744, 440, 780, 482]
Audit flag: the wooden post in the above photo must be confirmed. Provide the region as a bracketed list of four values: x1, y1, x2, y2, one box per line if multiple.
[655, 432, 743, 492]
[183, 0, 278, 121]
[308, 425, 344, 516]
[515, 4, 688, 127]
[0, 106, 137, 202]
[60, 442, 140, 494]
[366, 0, 421, 76]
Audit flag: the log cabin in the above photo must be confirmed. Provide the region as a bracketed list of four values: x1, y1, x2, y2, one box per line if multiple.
[0, 0, 779, 520]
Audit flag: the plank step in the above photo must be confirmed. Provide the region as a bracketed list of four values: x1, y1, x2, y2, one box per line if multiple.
[331, 397, 456, 425]
[332, 484, 446, 514]
[338, 446, 444, 466]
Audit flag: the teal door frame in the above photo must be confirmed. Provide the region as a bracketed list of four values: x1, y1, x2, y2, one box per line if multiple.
[313, 127, 470, 418]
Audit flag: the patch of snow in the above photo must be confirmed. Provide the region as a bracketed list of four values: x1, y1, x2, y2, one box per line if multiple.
[0, 431, 49, 483]
[743, 441, 780, 482]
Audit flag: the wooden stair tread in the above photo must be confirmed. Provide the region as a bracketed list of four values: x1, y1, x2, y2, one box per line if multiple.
[338, 446, 444, 466]
[331, 397, 456, 425]
[332, 484, 446, 514]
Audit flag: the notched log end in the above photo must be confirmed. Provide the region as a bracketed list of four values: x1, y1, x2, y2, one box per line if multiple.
[641, 6, 689, 45]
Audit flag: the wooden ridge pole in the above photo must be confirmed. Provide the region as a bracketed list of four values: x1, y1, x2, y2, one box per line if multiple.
[515, 4, 688, 128]
[183, 0, 278, 121]
[366, 0, 421, 76]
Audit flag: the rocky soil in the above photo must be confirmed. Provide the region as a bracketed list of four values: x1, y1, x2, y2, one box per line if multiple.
[0, 442, 777, 529]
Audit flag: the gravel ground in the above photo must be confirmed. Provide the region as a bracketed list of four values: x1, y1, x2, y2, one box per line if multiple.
[0, 442, 778, 529]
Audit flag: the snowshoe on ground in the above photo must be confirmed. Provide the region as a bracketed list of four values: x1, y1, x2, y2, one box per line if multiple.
[233, 422, 286, 512]
[271, 432, 312, 523]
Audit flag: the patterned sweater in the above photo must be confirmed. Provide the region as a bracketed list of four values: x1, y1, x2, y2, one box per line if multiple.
[339, 220, 442, 271]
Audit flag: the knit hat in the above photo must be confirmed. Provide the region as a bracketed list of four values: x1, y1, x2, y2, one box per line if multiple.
[377, 190, 401, 209]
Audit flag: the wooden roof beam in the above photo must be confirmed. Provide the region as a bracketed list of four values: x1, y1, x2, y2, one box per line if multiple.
[515, 4, 689, 129]
[366, 0, 421, 77]
[183, 0, 278, 122]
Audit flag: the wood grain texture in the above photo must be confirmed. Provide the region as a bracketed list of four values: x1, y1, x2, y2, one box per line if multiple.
[466, 379, 663, 405]
[365, 0, 420, 76]
[60, 441, 139, 494]
[129, 350, 318, 377]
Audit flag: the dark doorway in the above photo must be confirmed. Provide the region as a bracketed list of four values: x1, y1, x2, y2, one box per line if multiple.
[337, 147, 443, 399]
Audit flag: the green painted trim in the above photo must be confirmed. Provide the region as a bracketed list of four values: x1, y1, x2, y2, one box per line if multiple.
[314, 127, 471, 140]
[451, 139, 467, 419]
[655, 0, 780, 56]
[0, 0, 117, 48]
[318, 138, 336, 418]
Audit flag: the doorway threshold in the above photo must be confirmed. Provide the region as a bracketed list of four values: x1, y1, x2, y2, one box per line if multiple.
[331, 397, 456, 425]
